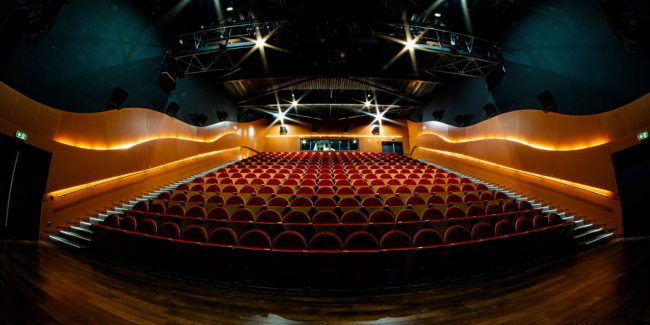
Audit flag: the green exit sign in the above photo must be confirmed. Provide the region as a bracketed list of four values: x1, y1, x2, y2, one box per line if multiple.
[15, 131, 27, 141]
[639, 131, 649, 141]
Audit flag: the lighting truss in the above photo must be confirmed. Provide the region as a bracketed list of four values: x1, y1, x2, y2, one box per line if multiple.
[164, 20, 502, 80]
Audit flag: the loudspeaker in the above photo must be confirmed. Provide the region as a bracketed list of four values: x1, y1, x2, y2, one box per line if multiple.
[25, 0, 68, 49]
[166, 102, 180, 118]
[159, 72, 177, 95]
[372, 126, 380, 135]
[417, 113, 423, 122]
[486, 64, 506, 91]
[197, 114, 208, 127]
[454, 115, 466, 127]
[342, 125, 349, 134]
[483, 103, 498, 118]
[216, 111, 229, 122]
[312, 125, 318, 133]
[280, 126, 287, 135]
[537, 90, 558, 113]
[108, 87, 129, 110]
[598, 0, 639, 54]
[432, 110, 444, 121]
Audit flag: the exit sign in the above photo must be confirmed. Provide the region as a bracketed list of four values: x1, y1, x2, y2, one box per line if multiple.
[15, 131, 27, 141]
[639, 131, 649, 141]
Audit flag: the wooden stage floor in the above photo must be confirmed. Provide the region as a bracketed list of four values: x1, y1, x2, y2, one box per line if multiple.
[1, 238, 650, 324]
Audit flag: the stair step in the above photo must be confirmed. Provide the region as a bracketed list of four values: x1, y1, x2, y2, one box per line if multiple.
[574, 228, 604, 241]
[562, 216, 575, 222]
[106, 210, 123, 216]
[577, 233, 615, 248]
[70, 226, 93, 236]
[89, 218, 103, 225]
[574, 220, 584, 227]
[48, 236, 88, 251]
[59, 231, 92, 244]
[79, 221, 93, 229]
[573, 224, 594, 234]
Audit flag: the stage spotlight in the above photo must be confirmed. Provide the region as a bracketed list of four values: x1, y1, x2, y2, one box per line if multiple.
[406, 40, 416, 49]
[255, 39, 265, 47]
[292, 100, 298, 106]
[435, 13, 442, 17]
[226, 7, 233, 11]
[365, 101, 370, 106]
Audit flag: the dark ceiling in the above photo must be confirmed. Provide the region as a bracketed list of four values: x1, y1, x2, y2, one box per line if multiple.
[147, 0, 516, 121]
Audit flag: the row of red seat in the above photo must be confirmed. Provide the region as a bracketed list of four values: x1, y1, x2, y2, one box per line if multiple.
[94, 213, 571, 285]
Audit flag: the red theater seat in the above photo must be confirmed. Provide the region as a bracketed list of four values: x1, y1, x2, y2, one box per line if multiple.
[237, 230, 272, 281]
[344, 232, 381, 284]
[309, 232, 344, 284]
[151, 222, 180, 268]
[380, 230, 415, 281]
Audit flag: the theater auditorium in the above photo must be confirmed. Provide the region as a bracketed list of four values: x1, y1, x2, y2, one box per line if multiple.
[1, 0, 650, 324]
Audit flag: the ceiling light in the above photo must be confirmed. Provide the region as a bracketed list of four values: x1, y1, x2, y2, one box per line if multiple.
[367, 94, 371, 98]
[291, 100, 298, 106]
[365, 101, 370, 106]
[178, 39, 183, 45]
[234, 126, 238, 129]
[435, 13, 442, 17]
[255, 39, 265, 47]
[406, 40, 416, 49]
[423, 125, 426, 129]
[226, 7, 234, 11]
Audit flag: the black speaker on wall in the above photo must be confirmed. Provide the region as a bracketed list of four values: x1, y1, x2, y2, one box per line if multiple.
[159, 72, 177, 95]
[166, 102, 180, 118]
[432, 110, 444, 121]
[312, 125, 318, 133]
[372, 126, 380, 135]
[454, 115, 466, 127]
[537, 90, 558, 113]
[108, 87, 128, 110]
[483, 103, 498, 118]
[196, 114, 208, 127]
[416, 113, 423, 122]
[216, 111, 229, 121]
[342, 125, 349, 133]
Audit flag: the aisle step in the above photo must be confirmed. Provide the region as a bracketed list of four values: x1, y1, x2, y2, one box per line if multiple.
[48, 236, 88, 251]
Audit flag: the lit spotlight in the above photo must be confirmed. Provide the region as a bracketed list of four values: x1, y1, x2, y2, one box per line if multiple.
[234, 125, 238, 129]
[179, 39, 183, 45]
[365, 101, 370, 106]
[367, 94, 371, 98]
[302, 140, 307, 144]
[291, 100, 298, 106]
[226, 6, 233, 11]
[435, 13, 441, 17]
[255, 39, 265, 47]
[423, 125, 426, 129]
[406, 40, 416, 49]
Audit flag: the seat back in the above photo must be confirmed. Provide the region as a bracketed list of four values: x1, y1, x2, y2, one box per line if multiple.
[369, 210, 395, 223]
[309, 232, 343, 251]
[185, 206, 206, 218]
[396, 209, 420, 222]
[230, 209, 255, 222]
[467, 205, 485, 217]
[345, 232, 379, 250]
[256, 210, 282, 223]
[413, 229, 443, 247]
[136, 219, 157, 235]
[380, 231, 413, 249]
[206, 207, 229, 220]
[312, 211, 339, 224]
[272, 231, 307, 250]
[444, 226, 471, 244]
[445, 206, 466, 219]
[167, 205, 185, 216]
[495, 220, 516, 236]
[283, 210, 310, 224]
[239, 230, 271, 248]
[341, 211, 368, 224]
[158, 223, 180, 239]
[181, 225, 207, 242]
[516, 218, 535, 232]
[471, 223, 495, 240]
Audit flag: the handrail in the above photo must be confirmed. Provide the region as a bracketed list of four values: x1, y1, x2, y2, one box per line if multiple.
[409, 146, 419, 156]
[53, 148, 240, 198]
[419, 147, 610, 198]
[241, 146, 260, 154]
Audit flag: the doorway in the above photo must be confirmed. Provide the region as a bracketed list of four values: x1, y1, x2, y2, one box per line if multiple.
[0, 133, 52, 240]
[612, 138, 650, 237]
[381, 142, 404, 154]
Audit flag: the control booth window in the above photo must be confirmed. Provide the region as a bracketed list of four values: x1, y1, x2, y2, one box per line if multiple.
[300, 138, 359, 151]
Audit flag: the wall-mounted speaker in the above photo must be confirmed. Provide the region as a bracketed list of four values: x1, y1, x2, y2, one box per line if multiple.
[483, 103, 498, 118]
[417, 113, 423, 122]
[372, 126, 380, 135]
[108, 87, 128, 110]
[197, 114, 208, 127]
[280, 126, 287, 135]
[159, 72, 176, 95]
[342, 125, 349, 134]
[312, 125, 318, 133]
[537, 90, 558, 113]
[216, 111, 229, 122]
[454, 115, 466, 127]
[166, 102, 180, 118]
[486, 64, 506, 91]
[432, 110, 444, 121]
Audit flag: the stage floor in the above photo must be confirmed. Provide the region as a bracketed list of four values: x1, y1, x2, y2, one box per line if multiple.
[1, 238, 650, 324]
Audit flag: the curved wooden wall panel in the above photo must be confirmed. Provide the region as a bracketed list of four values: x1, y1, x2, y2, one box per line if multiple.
[418, 93, 650, 152]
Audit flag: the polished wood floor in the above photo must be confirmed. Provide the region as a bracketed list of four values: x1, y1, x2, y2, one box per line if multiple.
[1, 239, 650, 324]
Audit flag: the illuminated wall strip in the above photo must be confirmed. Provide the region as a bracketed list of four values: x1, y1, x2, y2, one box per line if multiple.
[51, 147, 240, 197]
[418, 132, 608, 152]
[419, 147, 611, 197]
[54, 132, 241, 151]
